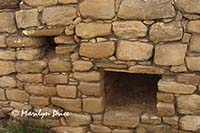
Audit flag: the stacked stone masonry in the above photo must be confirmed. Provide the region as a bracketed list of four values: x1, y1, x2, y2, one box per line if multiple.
[0, 0, 199, 132]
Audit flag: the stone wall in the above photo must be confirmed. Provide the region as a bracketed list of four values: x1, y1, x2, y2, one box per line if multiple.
[0, 0, 200, 132]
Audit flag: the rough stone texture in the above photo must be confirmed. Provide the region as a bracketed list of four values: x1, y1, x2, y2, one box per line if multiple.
[112, 129, 133, 133]
[76, 22, 112, 38]
[83, 97, 105, 113]
[136, 124, 175, 133]
[163, 116, 178, 129]
[42, 6, 77, 26]
[74, 72, 101, 82]
[56, 45, 76, 58]
[175, 0, 200, 14]
[113, 21, 147, 39]
[79, 0, 115, 19]
[30, 96, 49, 106]
[0, 76, 16, 88]
[44, 74, 68, 84]
[128, 65, 167, 74]
[157, 92, 174, 103]
[56, 85, 77, 98]
[15, 9, 40, 28]
[177, 94, 200, 114]
[179, 116, 200, 131]
[0, 12, 16, 33]
[78, 82, 103, 96]
[51, 126, 87, 133]
[24, 0, 57, 7]
[0, 50, 16, 60]
[51, 97, 81, 112]
[90, 124, 111, 133]
[6, 89, 29, 102]
[186, 57, 200, 71]
[116, 41, 153, 61]
[73, 60, 93, 71]
[187, 20, 200, 34]
[58, 0, 77, 4]
[25, 85, 56, 97]
[150, 22, 183, 43]
[54, 36, 75, 45]
[158, 80, 197, 94]
[66, 113, 91, 126]
[190, 35, 200, 52]
[155, 43, 187, 66]
[16, 61, 47, 73]
[16, 74, 43, 83]
[0, 88, 6, 101]
[48, 58, 72, 72]
[0, 61, 15, 76]
[80, 41, 115, 59]
[157, 102, 175, 116]
[0, 36, 6, 48]
[177, 74, 200, 85]
[0, 0, 20, 9]
[141, 113, 161, 125]
[118, 0, 176, 20]
[103, 110, 139, 128]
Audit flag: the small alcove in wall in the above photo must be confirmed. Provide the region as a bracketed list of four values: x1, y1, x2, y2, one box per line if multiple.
[104, 71, 161, 115]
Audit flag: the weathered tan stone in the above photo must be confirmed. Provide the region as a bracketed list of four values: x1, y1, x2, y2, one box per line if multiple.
[44, 74, 68, 84]
[51, 126, 87, 133]
[23, 28, 64, 37]
[0, 50, 15, 60]
[42, 6, 76, 26]
[30, 96, 49, 106]
[103, 110, 139, 128]
[179, 116, 200, 131]
[66, 113, 91, 126]
[177, 94, 200, 114]
[157, 92, 174, 103]
[56, 45, 76, 57]
[96, 62, 127, 69]
[175, 0, 200, 14]
[74, 71, 101, 82]
[73, 60, 93, 71]
[79, 82, 103, 96]
[0, 88, 6, 100]
[25, 85, 56, 96]
[6, 89, 29, 102]
[163, 116, 178, 129]
[90, 124, 111, 133]
[136, 124, 175, 133]
[113, 21, 147, 39]
[16, 48, 45, 61]
[0, 12, 16, 33]
[24, 0, 57, 6]
[170, 65, 187, 73]
[150, 22, 183, 43]
[112, 129, 132, 133]
[187, 20, 200, 34]
[54, 36, 75, 45]
[58, 0, 77, 4]
[79, 0, 115, 19]
[56, 85, 77, 98]
[83, 96, 105, 113]
[15, 9, 40, 28]
[141, 113, 161, 125]
[116, 41, 153, 61]
[177, 74, 200, 85]
[158, 80, 197, 94]
[0, 36, 6, 48]
[80, 41, 115, 59]
[0, 0, 20, 9]
[0, 76, 16, 88]
[49, 58, 71, 72]
[76, 22, 111, 38]
[189, 35, 200, 52]
[182, 33, 192, 43]
[16, 61, 47, 73]
[155, 43, 187, 66]
[157, 102, 175, 116]
[128, 65, 167, 74]
[17, 74, 43, 83]
[186, 57, 200, 71]
[118, 0, 176, 19]
[0, 61, 15, 75]
[51, 97, 81, 112]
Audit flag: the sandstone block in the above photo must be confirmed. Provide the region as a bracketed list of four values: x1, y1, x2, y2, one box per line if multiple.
[190, 35, 200, 52]
[177, 74, 200, 85]
[56, 45, 76, 57]
[78, 82, 103, 96]
[187, 20, 200, 34]
[116, 41, 153, 61]
[118, 0, 175, 19]
[0, 61, 15, 76]
[83, 96, 105, 113]
[51, 97, 81, 112]
[175, 0, 200, 14]
[177, 94, 200, 114]
[44, 74, 68, 84]
[73, 60, 93, 71]
[80, 41, 115, 59]
[56, 85, 77, 98]
[136, 124, 175, 133]
[155, 43, 187, 66]
[79, 0, 115, 19]
[0, 35, 6, 48]
[30, 96, 49, 106]
[163, 116, 178, 129]
[157, 92, 174, 103]
[6, 89, 29, 102]
[54, 36, 75, 45]
[15, 9, 40, 28]
[113, 21, 147, 39]
[0, 76, 16, 88]
[0, 12, 16, 33]
[0, 88, 6, 100]
[25, 85, 56, 96]
[51, 126, 87, 133]
[58, 0, 77, 4]
[48, 58, 72, 72]
[0, 0, 20, 9]
[76, 22, 111, 39]
[158, 80, 197, 94]
[66, 113, 91, 126]
[103, 110, 139, 128]
[42, 6, 76, 26]
[128, 65, 167, 74]
[74, 71, 101, 82]
[157, 102, 175, 116]
[150, 22, 183, 43]
[16, 74, 43, 83]
[141, 113, 161, 125]
[180, 116, 200, 131]
[186, 57, 200, 71]
[112, 129, 133, 133]
[0, 50, 16, 60]
[24, 0, 57, 6]
[90, 124, 111, 133]
[16, 61, 47, 73]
